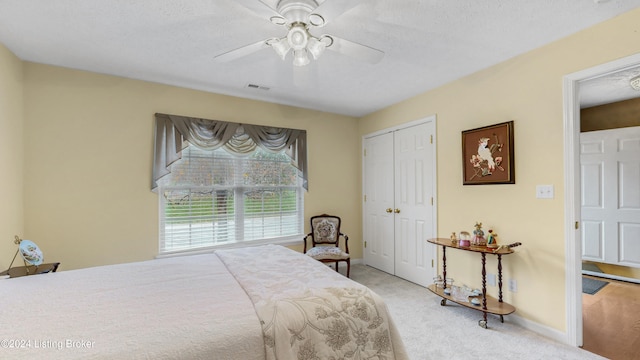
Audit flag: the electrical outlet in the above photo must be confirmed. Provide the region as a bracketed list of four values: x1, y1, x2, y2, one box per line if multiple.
[487, 273, 496, 286]
[508, 278, 518, 292]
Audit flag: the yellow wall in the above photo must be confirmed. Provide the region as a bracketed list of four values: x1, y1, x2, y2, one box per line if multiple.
[22, 64, 361, 270]
[0, 44, 24, 270]
[359, 8, 640, 332]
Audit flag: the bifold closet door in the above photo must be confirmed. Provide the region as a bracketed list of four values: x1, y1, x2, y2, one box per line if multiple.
[363, 131, 395, 274]
[393, 123, 434, 286]
[363, 121, 435, 286]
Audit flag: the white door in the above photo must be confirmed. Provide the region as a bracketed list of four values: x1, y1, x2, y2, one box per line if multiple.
[581, 126, 640, 268]
[394, 123, 435, 286]
[363, 132, 395, 274]
[363, 120, 436, 285]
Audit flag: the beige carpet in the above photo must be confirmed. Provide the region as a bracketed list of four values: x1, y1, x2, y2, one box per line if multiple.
[349, 264, 606, 360]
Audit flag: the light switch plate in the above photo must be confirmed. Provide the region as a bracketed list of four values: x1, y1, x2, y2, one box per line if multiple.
[536, 185, 554, 199]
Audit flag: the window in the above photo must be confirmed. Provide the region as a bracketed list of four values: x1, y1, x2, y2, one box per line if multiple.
[158, 146, 304, 254]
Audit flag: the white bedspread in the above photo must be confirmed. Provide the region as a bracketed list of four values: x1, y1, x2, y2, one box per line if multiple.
[0, 253, 264, 359]
[0, 245, 407, 360]
[217, 245, 408, 360]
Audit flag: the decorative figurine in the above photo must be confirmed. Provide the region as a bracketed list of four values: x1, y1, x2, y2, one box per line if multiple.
[493, 244, 509, 252]
[450, 232, 458, 246]
[459, 231, 471, 247]
[472, 222, 486, 246]
[486, 229, 498, 249]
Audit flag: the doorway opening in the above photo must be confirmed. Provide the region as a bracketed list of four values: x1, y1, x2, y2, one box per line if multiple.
[563, 52, 640, 348]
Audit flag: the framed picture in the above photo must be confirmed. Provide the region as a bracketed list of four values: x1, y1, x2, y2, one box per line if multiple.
[462, 121, 515, 185]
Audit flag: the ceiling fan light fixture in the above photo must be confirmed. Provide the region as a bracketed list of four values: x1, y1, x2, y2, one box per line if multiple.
[213, 0, 385, 67]
[293, 49, 310, 67]
[268, 37, 290, 60]
[306, 36, 326, 59]
[287, 23, 308, 50]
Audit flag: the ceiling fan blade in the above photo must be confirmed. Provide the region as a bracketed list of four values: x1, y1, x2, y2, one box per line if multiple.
[326, 36, 385, 64]
[236, 0, 284, 23]
[213, 40, 269, 63]
[310, 0, 361, 26]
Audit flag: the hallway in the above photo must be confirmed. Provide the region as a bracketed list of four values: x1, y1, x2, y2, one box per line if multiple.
[582, 276, 640, 360]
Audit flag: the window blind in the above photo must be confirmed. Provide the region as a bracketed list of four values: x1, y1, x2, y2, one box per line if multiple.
[159, 146, 303, 253]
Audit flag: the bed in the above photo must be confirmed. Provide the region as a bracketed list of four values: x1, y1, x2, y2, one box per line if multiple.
[0, 244, 408, 359]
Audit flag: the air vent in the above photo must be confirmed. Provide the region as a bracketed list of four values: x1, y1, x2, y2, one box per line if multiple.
[246, 83, 271, 91]
[630, 75, 640, 91]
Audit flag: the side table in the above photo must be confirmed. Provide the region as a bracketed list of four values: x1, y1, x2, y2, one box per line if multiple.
[0, 262, 60, 278]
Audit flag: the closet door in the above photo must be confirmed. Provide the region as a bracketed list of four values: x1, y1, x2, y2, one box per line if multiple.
[363, 119, 436, 285]
[394, 123, 435, 286]
[363, 132, 395, 274]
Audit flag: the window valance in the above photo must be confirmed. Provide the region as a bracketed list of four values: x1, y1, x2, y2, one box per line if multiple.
[152, 113, 308, 191]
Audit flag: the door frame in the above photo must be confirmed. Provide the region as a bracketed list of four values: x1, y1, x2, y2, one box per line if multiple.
[361, 115, 438, 275]
[563, 52, 640, 347]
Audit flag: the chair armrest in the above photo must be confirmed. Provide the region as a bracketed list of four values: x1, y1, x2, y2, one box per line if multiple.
[303, 233, 312, 253]
[340, 233, 349, 254]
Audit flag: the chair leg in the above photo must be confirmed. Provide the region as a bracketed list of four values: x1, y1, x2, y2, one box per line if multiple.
[346, 259, 351, 278]
[335, 262, 339, 272]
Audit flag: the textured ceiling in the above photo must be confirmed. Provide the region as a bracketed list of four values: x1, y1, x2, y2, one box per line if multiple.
[0, 0, 639, 116]
[580, 66, 640, 108]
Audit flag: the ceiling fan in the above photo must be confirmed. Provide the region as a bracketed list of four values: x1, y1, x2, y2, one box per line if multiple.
[213, 0, 384, 66]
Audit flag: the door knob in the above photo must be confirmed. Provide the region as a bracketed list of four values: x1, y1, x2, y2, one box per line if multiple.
[394, 208, 400, 213]
[386, 208, 393, 213]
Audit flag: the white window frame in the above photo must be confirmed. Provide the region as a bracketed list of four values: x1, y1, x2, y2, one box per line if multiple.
[157, 147, 304, 257]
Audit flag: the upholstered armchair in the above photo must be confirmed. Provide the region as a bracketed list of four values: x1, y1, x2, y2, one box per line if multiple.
[303, 214, 350, 277]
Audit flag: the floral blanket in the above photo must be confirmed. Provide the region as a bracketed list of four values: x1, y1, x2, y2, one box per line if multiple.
[215, 245, 408, 360]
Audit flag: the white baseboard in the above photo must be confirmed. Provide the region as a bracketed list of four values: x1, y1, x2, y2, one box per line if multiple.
[583, 270, 640, 284]
[507, 313, 570, 345]
[351, 261, 576, 347]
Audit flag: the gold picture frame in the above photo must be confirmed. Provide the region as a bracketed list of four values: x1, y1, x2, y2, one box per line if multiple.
[462, 121, 515, 185]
